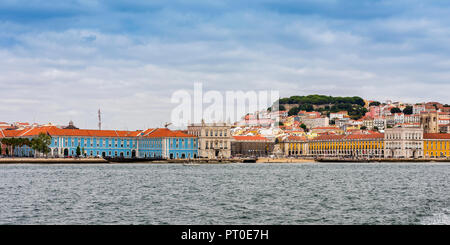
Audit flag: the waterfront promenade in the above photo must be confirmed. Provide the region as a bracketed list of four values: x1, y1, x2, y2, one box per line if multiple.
[0, 157, 108, 164]
[3, 156, 449, 164]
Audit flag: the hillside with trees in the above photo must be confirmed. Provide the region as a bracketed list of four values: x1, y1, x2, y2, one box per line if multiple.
[277, 95, 368, 120]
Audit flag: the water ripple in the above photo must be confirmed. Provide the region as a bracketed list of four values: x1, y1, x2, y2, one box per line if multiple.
[0, 163, 448, 225]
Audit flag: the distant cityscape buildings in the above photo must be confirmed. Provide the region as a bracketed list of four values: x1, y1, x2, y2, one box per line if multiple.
[1, 98, 450, 159]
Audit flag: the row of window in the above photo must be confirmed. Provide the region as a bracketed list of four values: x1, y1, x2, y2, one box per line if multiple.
[386, 133, 422, 140]
[141, 139, 162, 148]
[424, 141, 450, 150]
[56, 137, 136, 148]
[204, 140, 228, 149]
[169, 138, 196, 149]
[190, 130, 228, 137]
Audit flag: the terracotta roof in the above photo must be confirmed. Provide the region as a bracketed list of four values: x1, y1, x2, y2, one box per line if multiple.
[0, 129, 26, 137]
[311, 135, 345, 141]
[286, 136, 307, 141]
[424, 133, 450, 139]
[1, 126, 197, 138]
[145, 128, 196, 138]
[312, 127, 339, 130]
[233, 135, 269, 141]
[311, 133, 384, 141]
[1, 126, 142, 138]
[345, 133, 384, 140]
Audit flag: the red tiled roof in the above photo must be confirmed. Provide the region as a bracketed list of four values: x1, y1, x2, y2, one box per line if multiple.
[345, 133, 384, 140]
[1, 126, 196, 138]
[311, 133, 384, 141]
[286, 136, 307, 141]
[0, 129, 24, 137]
[145, 128, 196, 138]
[312, 127, 339, 130]
[311, 135, 346, 141]
[233, 136, 269, 141]
[424, 133, 450, 139]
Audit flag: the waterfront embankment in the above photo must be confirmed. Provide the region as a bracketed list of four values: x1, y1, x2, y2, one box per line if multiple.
[315, 157, 450, 162]
[256, 157, 315, 163]
[0, 158, 108, 164]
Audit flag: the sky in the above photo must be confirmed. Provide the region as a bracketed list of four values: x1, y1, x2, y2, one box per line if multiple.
[1, 0, 450, 130]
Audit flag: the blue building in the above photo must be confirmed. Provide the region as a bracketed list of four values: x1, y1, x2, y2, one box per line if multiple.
[4, 126, 198, 159]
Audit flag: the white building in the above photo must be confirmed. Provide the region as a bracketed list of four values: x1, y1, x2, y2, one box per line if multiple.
[384, 126, 423, 158]
[302, 117, 329, 129]
[187, 122, 232, 159]
[413, 104, 426, 115]
[329, 111, 348, 121]
[374, 117, 386, 130]
[404, 114, 420, 124]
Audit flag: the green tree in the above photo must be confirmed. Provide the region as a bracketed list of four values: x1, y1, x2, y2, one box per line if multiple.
[288, 107, 301, 116]
[278, 105, 286, 111]
[2, 138, 13, 156]
[373, 126, 379, 131]
[5, 138, 19, 157]
[31, 133, 52, 157]
[369, 101, 381, 106]
[300, 123, 308, 132]
[391, 107, 402, 114]
[76, 146, 81, 157]
[403, 106, 413, 115]
[81, 147, 85, 157]
[360, 126, 367, 130]
[0, 143, 2, 155]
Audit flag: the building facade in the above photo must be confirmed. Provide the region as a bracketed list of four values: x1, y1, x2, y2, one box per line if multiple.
[231, 136, 274, 157]
[420, 111, 439, 133]
[187, 122, 232, 159]
[384, 127, 423, 158]
[423, 133, 450, 158]
[0, 126, 198, 159]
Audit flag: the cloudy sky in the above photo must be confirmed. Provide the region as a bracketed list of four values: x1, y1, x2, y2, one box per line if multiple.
[1, 0, 450, 130]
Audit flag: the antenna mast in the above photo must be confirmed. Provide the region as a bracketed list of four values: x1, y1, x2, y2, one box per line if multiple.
[98, 109, 102, 130]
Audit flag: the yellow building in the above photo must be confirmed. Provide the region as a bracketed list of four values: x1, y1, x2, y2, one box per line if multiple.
[283, 136, 308, 156]
[423, 133, 450, 158]
[308, 133, 385, 158]
[280, 129, 450, 159]
[282, 133, 385, 158]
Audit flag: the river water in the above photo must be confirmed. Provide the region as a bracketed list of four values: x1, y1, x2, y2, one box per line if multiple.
[0, 163, 449, 225]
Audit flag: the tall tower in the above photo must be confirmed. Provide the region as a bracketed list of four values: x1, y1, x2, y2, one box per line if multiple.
[98, 109, 102, 130]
